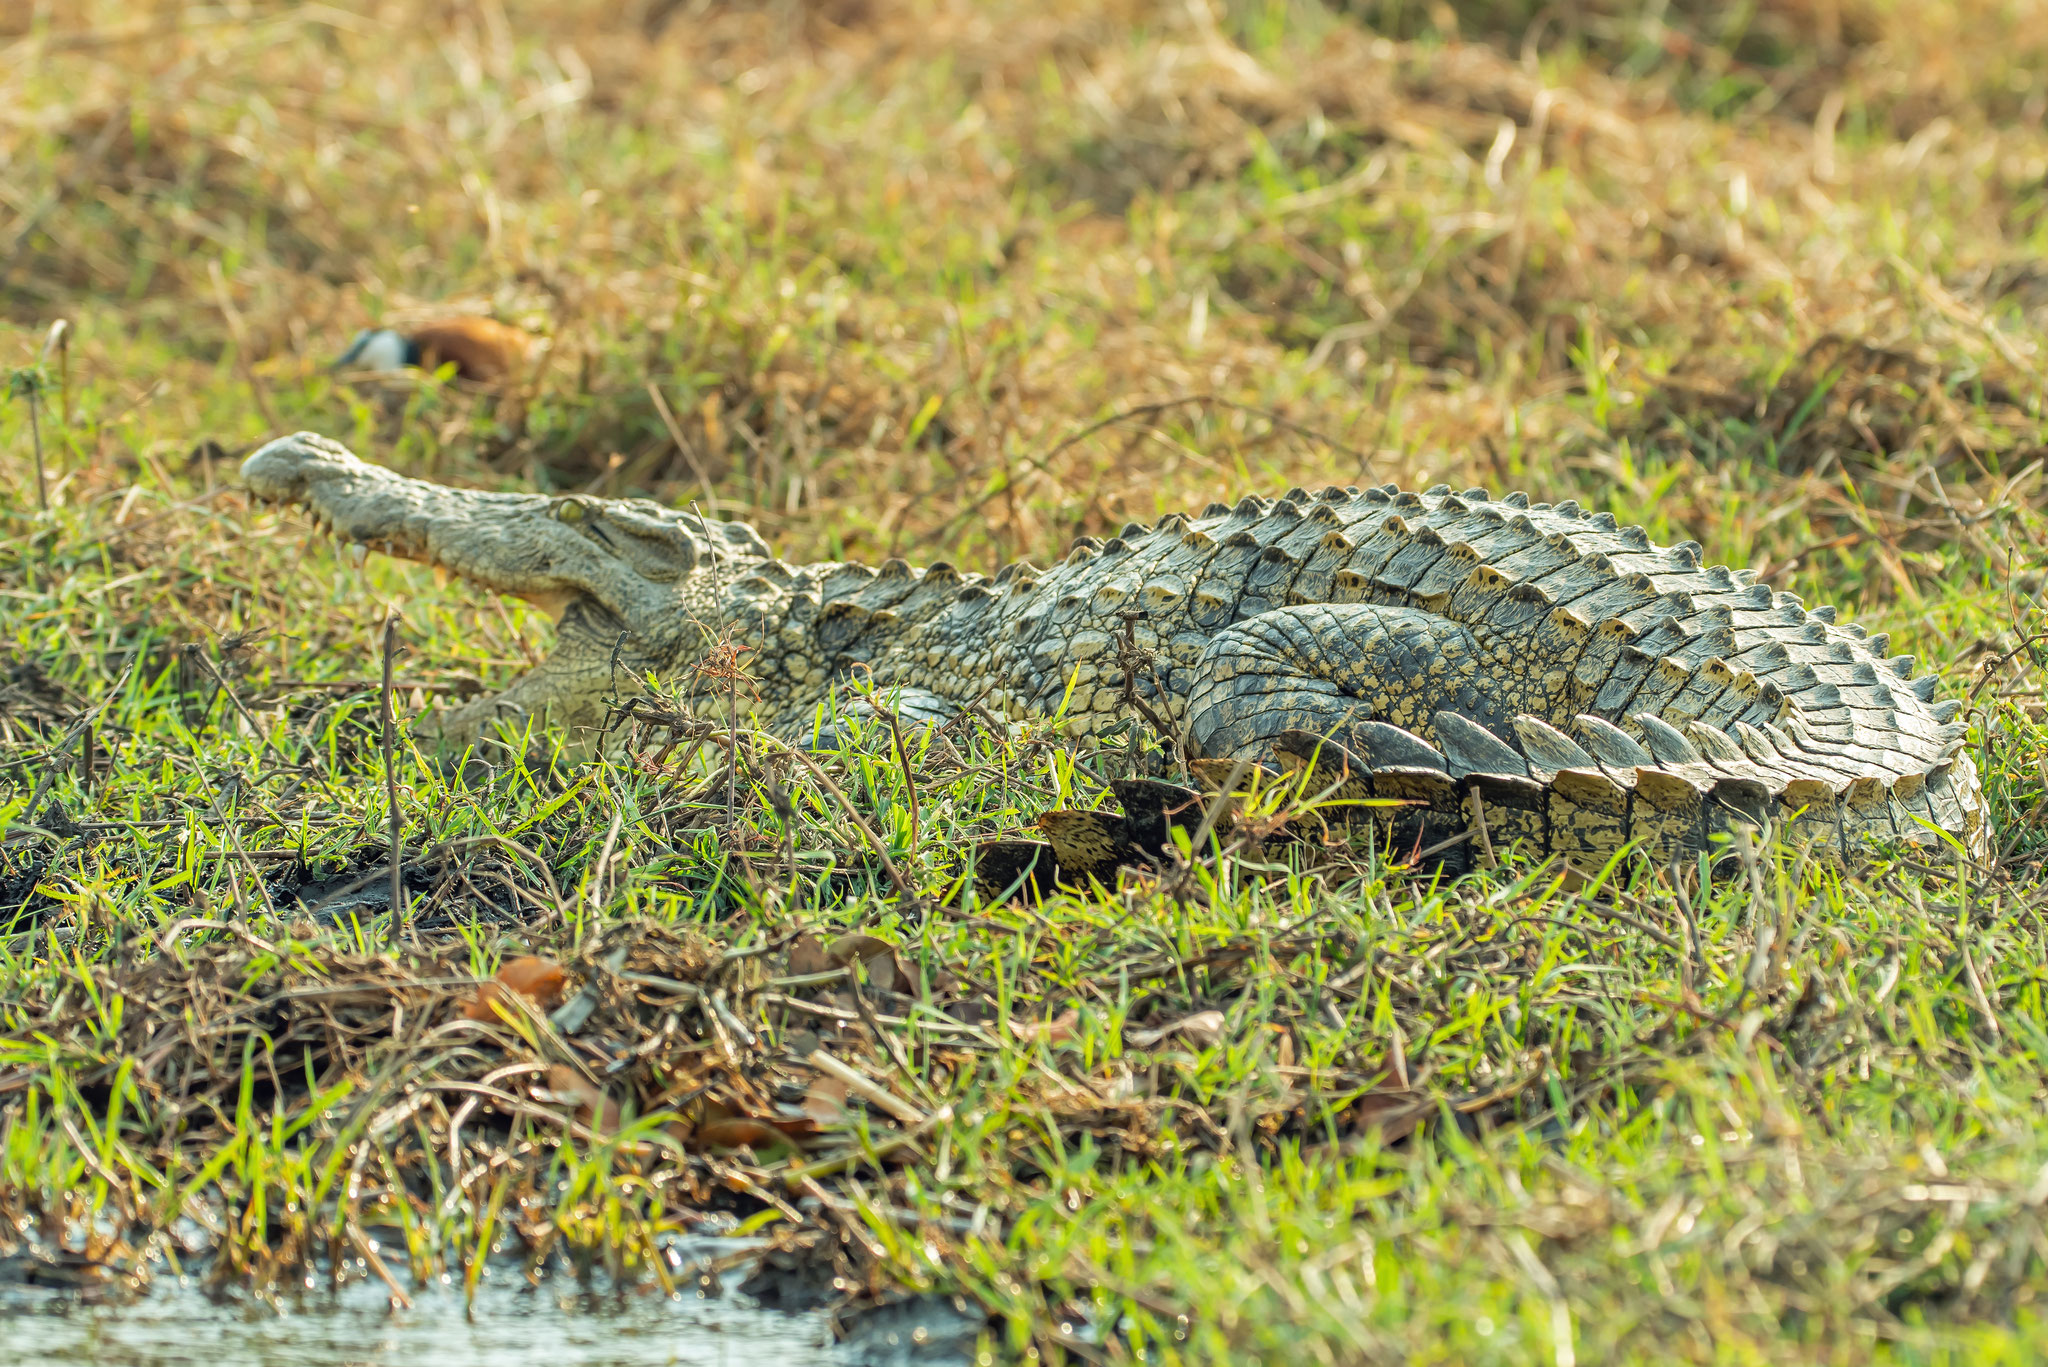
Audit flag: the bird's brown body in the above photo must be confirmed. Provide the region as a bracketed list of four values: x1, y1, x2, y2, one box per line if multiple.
[404, 318, 537, 382]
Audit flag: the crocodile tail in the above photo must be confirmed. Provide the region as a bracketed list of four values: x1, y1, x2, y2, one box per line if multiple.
[1257, 708, 1989, 869]
[970, 709, 1985, 903]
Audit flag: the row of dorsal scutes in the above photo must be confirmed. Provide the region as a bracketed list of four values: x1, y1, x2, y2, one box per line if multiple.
[737, 545, 1009, 644]
[1064, 481, 1960, 793]
[1287, 708, 1963, 857]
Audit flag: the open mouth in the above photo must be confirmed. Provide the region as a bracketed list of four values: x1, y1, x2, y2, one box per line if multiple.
[283, 497, 430, 568]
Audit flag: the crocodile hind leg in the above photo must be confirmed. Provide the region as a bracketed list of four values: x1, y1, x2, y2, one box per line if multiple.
[1184, 604, 1517, 760]
[1183, 604, 1523, 863]
[1185, 605, 1798, 869]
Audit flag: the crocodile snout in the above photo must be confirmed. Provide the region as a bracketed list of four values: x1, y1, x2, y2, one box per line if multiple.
[241, 431, 374, 503]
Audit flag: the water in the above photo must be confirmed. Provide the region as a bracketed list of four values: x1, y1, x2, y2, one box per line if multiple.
[0, 1250, 981, 1367]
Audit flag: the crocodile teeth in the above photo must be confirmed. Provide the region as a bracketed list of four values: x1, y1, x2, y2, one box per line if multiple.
[348, 542, 368, 567]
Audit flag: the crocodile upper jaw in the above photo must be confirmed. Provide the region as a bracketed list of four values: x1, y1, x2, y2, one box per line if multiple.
[242, 431, 728, 628]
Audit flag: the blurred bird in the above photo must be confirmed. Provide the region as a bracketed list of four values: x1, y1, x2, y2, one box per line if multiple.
[332, 317, 539, 383]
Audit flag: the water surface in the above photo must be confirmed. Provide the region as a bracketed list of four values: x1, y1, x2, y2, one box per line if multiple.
[1, 1252, 975, 1366]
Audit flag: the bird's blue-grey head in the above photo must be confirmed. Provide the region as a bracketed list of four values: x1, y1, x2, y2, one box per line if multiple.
[332, 328, 414, 372]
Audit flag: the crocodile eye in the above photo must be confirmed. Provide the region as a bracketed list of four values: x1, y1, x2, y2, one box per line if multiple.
[553, 498, 586, 523]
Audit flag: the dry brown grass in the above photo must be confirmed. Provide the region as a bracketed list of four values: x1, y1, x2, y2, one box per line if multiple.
[2, 0, 2044, 586]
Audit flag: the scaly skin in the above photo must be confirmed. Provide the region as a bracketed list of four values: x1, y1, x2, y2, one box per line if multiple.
[241, 432, 1990, 863]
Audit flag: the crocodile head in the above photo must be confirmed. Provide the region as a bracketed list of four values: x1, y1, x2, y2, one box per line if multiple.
[242, 431, 770, 748]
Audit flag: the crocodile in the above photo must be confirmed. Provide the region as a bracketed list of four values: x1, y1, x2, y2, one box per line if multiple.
[240, 431, 1989, 867]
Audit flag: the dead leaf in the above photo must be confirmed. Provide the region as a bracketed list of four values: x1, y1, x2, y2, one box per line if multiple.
[664, 1095, 733, 1148]
[672, 1091, 813, 1154]
[827, 932, 908, 994]
[542, 1063, 620, 1133]
[1008, 1007, 1081, 1046]
[464, 955, 568, 1022]
[1347, 1087, 1428, 1144]
[761, 1114, 824, 1140]
[826, 932, 893, 964]
[1127, 1009, 1226, 1049]
[695, 1117, 788, 1152]
[802, 1073, 851, 1126]
[786, 933, 832, 977]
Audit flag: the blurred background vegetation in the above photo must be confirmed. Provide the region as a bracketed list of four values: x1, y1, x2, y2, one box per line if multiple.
[1, 0, 2043, 605]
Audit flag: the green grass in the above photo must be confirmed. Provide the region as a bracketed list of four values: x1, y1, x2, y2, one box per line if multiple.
[5, 0, 2048, 1362]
